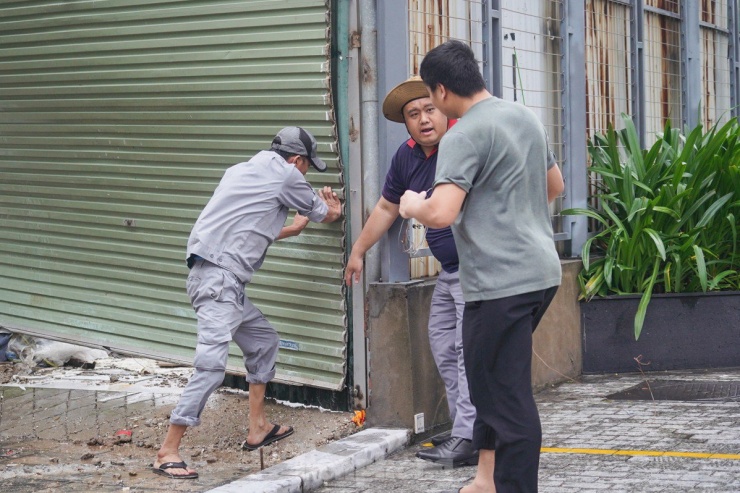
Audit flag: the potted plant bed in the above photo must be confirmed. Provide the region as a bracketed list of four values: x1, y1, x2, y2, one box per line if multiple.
[581, 291, 740, 373]
[563, 115, 740, 374]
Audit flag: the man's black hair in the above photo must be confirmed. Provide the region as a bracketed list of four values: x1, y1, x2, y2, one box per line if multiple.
[272, 148, 300, 161]
[420, 40, 486, 97]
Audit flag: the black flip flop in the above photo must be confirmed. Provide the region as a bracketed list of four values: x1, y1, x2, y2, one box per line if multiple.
[152, 461, 199, 479]
[242, 424, 295, 451]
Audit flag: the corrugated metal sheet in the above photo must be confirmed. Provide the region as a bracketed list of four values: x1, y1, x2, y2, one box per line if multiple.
[409, 0, 453, 76]
[0, 0, 347, 390]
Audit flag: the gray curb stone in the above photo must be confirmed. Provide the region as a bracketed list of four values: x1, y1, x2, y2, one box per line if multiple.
[205, 428, 410, 493]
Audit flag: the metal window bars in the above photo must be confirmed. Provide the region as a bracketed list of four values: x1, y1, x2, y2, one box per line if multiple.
[585, 0, 633, 137]
[584, 0, 634, 236]
[401, 0, 740, 268]
[499, 1, 566, 241]
[406, 0, 484, 278]
[700, 0, 732, 128]
[643, 1, 683, 137]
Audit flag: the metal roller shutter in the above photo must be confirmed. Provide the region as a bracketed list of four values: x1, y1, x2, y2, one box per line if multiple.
[0, 0, 346, 390]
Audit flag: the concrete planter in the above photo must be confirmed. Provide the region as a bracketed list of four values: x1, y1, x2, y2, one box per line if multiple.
[581, 291, 740, 374]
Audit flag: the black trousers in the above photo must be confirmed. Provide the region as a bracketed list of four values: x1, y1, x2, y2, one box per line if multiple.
[462, 285, 558, 493]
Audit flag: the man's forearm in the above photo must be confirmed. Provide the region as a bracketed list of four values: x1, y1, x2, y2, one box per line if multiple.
[400, 184, 465, 228]
[276, 224, 301, 240]
[404, 200, 448, 228]
[351, 201, 399, 257]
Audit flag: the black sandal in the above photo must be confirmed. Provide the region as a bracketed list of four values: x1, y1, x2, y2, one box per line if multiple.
[152, 461, 199, 479]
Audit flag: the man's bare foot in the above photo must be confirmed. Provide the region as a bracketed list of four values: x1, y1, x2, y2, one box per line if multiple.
[245, 422, 292, 446]
[459, 481, 496, 493]
[153, 452, 197, 478]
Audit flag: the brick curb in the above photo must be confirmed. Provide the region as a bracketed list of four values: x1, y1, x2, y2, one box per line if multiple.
[205, 428, 410, 493]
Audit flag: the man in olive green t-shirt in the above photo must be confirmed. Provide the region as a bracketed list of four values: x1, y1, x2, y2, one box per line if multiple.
[400, 40, 564, 493]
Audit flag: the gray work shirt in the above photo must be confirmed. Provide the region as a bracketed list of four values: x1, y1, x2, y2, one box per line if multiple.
[187, 150, 328, 284]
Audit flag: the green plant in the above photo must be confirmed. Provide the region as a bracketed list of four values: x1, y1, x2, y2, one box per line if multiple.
[562, 114, 740, 339]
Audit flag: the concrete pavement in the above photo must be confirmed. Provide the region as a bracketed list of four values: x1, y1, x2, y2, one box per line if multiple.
[231, 368, 740, 493]
[2, 359, 738, 492]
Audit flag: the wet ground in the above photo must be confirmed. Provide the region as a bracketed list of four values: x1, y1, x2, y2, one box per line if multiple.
[0, 358, 357, 492]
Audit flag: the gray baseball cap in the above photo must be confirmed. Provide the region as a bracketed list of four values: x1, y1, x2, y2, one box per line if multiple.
[270, 126, 327, 172]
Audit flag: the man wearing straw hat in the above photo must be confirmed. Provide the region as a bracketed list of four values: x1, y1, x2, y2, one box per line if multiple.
[345, 76, 479, 467]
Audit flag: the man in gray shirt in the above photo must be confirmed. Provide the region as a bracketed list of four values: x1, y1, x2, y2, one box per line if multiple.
[401, 41, 564, 493]
[153, 127, 342, 479]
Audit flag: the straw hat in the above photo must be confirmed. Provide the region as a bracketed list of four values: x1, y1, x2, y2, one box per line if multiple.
[382, 76, 430, 123]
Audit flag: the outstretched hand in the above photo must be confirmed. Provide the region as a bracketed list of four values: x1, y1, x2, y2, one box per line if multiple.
[319, 186, 342, 223]
[292, 212, 309, 231]
[344, 253, 363, 285]
[277, 212, 310, 240]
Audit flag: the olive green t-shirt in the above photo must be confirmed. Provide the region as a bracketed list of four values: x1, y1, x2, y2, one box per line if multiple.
[433, 97, 561, 302]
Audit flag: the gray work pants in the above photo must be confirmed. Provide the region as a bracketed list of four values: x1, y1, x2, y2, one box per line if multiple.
[428, 270, 476, 440]
[170, 259, 279, 427]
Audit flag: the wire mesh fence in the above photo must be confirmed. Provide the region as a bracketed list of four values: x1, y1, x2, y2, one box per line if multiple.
[585, 0, 633, 137]
[500, 1, 564, 162]
[584, 0, 634, 236]
[403, 0, 739, 270]
[408, 0, 484, 77]
[700, 0, 732, 129]
[643, 4, 683, 137]
[500, 0, 565, 238]
[406, 0, 484, 278]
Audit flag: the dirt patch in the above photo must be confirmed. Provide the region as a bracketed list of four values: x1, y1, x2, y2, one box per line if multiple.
[0, 361, 358, 492]
[0, 361, 19, 384]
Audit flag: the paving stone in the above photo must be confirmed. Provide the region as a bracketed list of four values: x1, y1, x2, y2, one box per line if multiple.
[310, 369, 740, 493]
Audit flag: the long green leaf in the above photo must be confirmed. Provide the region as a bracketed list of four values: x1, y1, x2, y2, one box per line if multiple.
[643, 228, 667, 260]
[634, 260, 660, 340]
[671, 253, 683, 293]
[601, 202, 627, 234]
[627, 197, 648, 222]
[580, 234, 601, 272]
[586, 167, 627, 181]
[708, 270, 738, 290]
[696, 192, 734, 228]
[621, 114, 646, 177]
[604, 253, 614, 286]
[663, 262, 672, 293]
[652, 206, 681, 220]
[728, 213, 738, 265]
[584, 269, 605, 299]
[693, 245, 708, 292]
[560, 208, 610, 228]
[675, 191, 716, 231]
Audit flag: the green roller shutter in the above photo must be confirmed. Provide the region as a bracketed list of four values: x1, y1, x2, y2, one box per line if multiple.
[0, 0, 347, 390]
